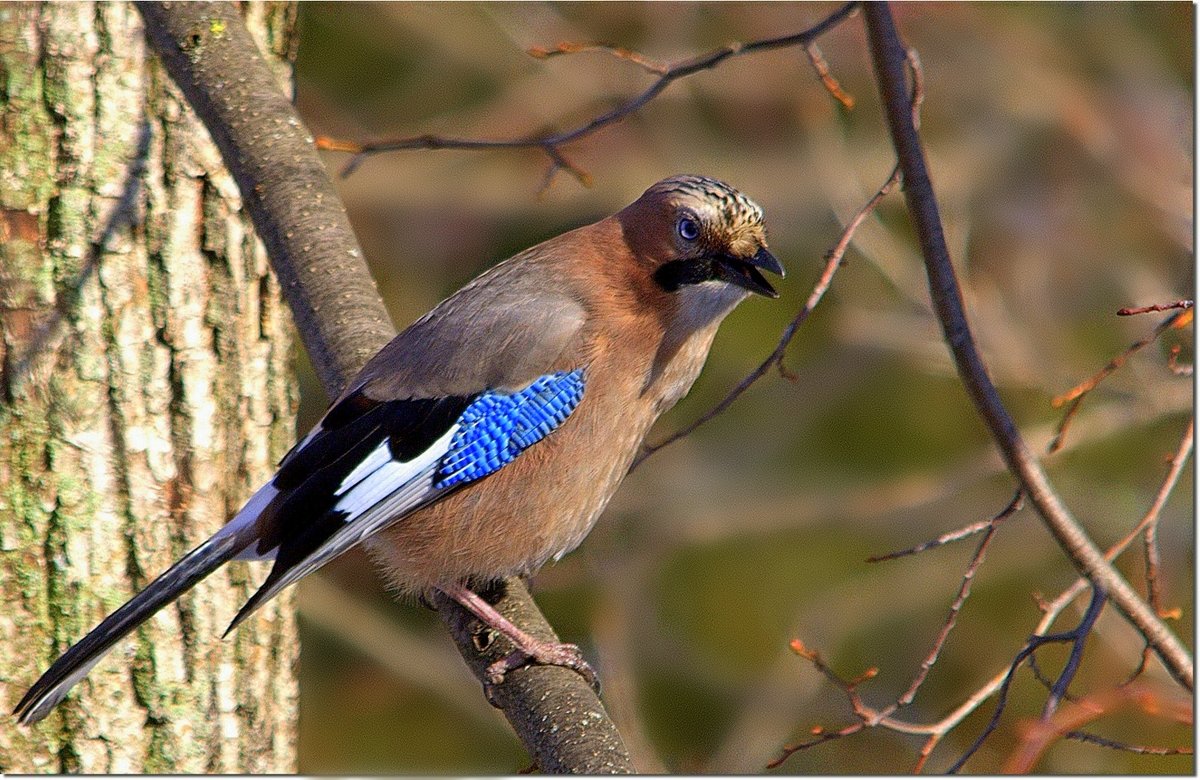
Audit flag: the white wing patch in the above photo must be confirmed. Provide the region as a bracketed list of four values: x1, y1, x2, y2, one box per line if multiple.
[332, 425, 458, 518]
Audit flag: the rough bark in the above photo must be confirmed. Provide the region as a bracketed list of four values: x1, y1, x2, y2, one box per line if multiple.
[0, 3, 299, 772]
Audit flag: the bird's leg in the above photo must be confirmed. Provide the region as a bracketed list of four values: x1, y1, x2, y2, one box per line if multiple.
[441, 583, 599, 694]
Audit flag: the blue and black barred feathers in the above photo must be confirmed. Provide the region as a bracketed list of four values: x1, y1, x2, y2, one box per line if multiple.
[232, 370, 587, 628]
[436, 370, 587, 488]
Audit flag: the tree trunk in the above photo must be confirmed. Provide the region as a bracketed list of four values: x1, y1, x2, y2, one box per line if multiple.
[0, 2, 299, 772]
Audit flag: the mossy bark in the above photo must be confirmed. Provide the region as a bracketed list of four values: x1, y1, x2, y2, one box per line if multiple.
[0, 3, 299, 772]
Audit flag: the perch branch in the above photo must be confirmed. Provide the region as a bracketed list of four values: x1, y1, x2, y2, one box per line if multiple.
[137, 2, 633, 772]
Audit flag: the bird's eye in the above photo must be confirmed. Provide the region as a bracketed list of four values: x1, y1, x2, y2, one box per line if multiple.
[677, 216, 700, 241]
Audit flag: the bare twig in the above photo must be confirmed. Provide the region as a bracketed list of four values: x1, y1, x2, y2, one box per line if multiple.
[863, 2, 1192, 691]
[946, 587, 1107, 773]
[770, 494, 1023, 771]
[1117, 300, 1194, 316]
[634, 45, 924, 468]
[527, 41, 669, 74]
[1064, 730, 1193, 756]
[1050, 308, 1192, 453]
[913, 419, 1192, 767]
[895, 493, 1024, 708]
[1001, 681, 1193, 773]
[316, 2, 861, 178]
[867, 490, 1023, 562]
[804, 43, 855, 108]
[1128, 418, 1193, 683]
[767, 642, 875, 767]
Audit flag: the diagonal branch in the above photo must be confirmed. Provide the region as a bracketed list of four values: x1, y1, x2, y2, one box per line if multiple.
[136, 2, 632, 772]
[862, 1, 1192, 692]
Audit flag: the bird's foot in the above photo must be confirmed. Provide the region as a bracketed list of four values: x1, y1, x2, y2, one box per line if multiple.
[441, 582, 601, 701]
[485, 639, 599, 693]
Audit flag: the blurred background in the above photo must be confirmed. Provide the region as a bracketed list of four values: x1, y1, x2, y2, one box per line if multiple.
[287, 3, 1193, 773]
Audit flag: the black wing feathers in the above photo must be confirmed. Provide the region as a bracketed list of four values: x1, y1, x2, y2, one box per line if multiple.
[233, 389, 473, 630]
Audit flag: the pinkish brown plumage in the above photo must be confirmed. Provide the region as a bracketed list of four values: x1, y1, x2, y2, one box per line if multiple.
[16, 174, 782, 724]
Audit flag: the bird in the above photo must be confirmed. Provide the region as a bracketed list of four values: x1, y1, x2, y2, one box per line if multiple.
[14, 173, 783, 725]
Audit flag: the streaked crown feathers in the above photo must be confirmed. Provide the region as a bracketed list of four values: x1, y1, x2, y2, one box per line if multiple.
[642, 174, 765, 234]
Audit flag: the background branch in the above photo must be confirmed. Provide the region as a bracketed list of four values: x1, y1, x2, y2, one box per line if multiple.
[136, 2, 632, 772]
[316, 2, 861, 183]
[862, 1, 1193, 691]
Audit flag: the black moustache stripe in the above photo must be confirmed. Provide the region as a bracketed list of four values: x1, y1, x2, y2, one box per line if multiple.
[653, 258, 714, 292]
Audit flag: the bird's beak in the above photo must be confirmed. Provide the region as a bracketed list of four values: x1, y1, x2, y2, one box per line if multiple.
[714, 246, 785, 298]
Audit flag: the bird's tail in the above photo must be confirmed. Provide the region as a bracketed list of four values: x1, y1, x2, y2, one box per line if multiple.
[12, 488, 272, 726]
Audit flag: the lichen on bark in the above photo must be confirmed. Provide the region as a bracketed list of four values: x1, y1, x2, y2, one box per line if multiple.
[0, 2, 299, 772]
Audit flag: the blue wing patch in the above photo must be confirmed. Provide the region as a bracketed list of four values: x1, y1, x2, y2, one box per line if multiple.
[435, 369, 586, 489]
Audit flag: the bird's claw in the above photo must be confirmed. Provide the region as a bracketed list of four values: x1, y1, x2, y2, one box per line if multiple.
[482, 642, 601, 699]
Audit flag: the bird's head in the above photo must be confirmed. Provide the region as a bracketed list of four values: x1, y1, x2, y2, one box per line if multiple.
[618, 174, 784, 304]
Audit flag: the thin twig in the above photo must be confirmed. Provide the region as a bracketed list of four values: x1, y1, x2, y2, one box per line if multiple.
[946, 587, 1107, 773]
[780, 414, 1188, 772]
[527, 41, 669, 74]
[633, 45, 922, 468]
[1126, 418, 1193, 683]
[1117, 300, 1193, 316]
[863, 2, 1192, 691]
[1064, 730, 1193, 756]
[895, 493, 1024, 708]
[1049, 308, 1192, 453]
[804, 42, 855, 108]
[770, 494, 1022, 771]
[867, 490, 1023, 562]
[906, 405, 1192, 771]
[317, 2, 861, 179]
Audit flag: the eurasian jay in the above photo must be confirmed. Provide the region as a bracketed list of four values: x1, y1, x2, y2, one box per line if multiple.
[15, 173, 783, 725]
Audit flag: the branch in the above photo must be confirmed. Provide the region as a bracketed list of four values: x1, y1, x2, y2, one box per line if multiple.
[316, 2, 861, 181]
[862, 2, 1193, 691]
[770, 493, 1021, 771]
[636, 44, 919, 468]
[946, 587, 1107, 773]
[916, 418, 1194, 769]
[866, 490, 1022, 563]
[136, 2, 632, 772]
[1002, 681, 1193, 773]
[1117, 299, 1194, 316]
[1049, 307, 1192, 453]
